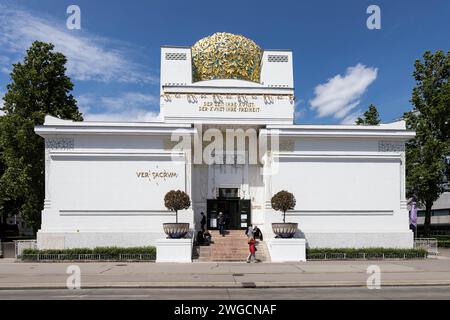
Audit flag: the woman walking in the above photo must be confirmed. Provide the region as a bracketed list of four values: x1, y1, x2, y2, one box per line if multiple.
[246, 237, 257, 263]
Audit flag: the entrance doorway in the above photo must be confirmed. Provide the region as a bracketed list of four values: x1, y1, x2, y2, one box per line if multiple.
[207, 199, 251, 230]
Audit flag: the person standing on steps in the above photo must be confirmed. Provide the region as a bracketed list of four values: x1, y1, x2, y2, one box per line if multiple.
[200, 212, 206, 232]
[203, 229, 212, 245]
[253, 225, 263, 241]
[218, 212, 226, 237]
[247, 237, 257, 263]
[246, 225, 254, 239]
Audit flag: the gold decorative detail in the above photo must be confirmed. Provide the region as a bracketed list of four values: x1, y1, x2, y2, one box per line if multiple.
[192, 32, 263, 83]
[162, 92, 292, 99]
[163, 139, 179, 150]
[264, 95, 274, 105]
[279, 139, 295, 152]
[289, 95, 295, 105]
[162, 94, 172, 102]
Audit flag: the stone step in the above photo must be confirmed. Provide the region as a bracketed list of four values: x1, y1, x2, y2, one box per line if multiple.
[199, 251, 210, 257]
[211, 253, 247, 256]
[210, 242, 248, 246]
[212, 238, 247, 240]
[193, 232, 269, 262]
[210, 232, 247, 236]
[210, 236, 247, 238]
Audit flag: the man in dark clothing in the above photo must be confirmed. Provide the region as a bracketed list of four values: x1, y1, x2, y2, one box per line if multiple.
[253, 225, 263, 241]
[200, 212, 206, 231]
[203, 229, 212, 245]
[196, 230, 205, 245]
[218, 212, 226, 237]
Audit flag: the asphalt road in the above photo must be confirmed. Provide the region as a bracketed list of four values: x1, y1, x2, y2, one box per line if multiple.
[0, 286, 449, 300]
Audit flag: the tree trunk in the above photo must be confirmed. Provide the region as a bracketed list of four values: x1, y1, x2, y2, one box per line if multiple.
[423, 201, 433, 237]
[283, 211, 286, 223]
[175, 210, 178, 224]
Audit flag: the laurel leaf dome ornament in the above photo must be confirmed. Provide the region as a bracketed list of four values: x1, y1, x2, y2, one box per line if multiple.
[192, 32, 263, 83]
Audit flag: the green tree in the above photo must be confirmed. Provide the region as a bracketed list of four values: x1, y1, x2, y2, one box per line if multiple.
[356, 104, 381, 125]
[404, 50, 450, 236]
[0, 41, 83, 234]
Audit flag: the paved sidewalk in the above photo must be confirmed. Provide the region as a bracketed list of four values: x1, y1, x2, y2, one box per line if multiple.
[1, 258, 450, 289]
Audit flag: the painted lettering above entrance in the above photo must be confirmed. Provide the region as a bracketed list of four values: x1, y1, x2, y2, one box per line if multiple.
[136, 170, 179, 182]
[199, 101, 261, 113]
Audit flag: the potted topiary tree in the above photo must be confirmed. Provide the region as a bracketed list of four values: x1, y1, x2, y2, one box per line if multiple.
[271, 190, 298, 238]
[163, 190, 191, 239]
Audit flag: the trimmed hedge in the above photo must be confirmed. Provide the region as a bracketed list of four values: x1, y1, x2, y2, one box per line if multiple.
[22, 246, 156, 255]
[21, 246, 156, 262]
[306, 247, 427, 260]
[438, 240, 450, 248]
[434, 235, 450, 241]
[416, 236, 450, 248]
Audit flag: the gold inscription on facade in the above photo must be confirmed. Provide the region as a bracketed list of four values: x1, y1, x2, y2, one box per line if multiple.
[136, 170, 178, 182]
[199, 101, 261, 113]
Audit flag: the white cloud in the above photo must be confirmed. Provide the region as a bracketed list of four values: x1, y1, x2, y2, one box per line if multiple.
[0, 5, 157, 84]
[101, 92, 158, 112]
[293, 99, 306, 123]
[340, 110, 362, 125]
[77, 92, 161, 122]
[0, 56, 10, 75]
[0, 67, 10, 75]
[310, 64, 378, 119]
[85, 110, 160, 122]
[294, 109, 306, 121]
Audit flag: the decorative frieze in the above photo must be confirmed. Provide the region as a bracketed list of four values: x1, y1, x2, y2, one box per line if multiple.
[45, 138, 74, 150]
[161, 93, 295, 105]
[279, 139, 295, 152]
[163, 139, 180, 151]
[165, 52, 187, 61]
[268, 55, 289, 63]
[378, 141, 405, 152]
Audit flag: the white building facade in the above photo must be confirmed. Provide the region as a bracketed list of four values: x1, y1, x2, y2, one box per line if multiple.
[35, 33, 415, 250]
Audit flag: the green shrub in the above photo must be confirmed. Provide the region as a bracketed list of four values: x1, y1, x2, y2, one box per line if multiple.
[433, 235, 450, 241]
[21, 246, 156, 261]
[438, 240, 450, 248]
[22, 246, 156, 255]
[306, 247, 427, 259]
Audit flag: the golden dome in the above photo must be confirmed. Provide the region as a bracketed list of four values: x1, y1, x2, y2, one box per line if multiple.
[192, 32, 263, 83]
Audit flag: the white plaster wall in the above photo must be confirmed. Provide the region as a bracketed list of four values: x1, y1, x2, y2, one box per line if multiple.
[38, 134, 193, 249]
[51, 157, 185, 216]
[260, 51, 294, 88]
[248, 165, 265, 225]
[191, 164, 208, 230]
[160, 47, 192, 88]
[262, 137, 413, 248]
[74, 135, 165, 152]
[161, 93, 294, 125]
[295, 137, 380, 152]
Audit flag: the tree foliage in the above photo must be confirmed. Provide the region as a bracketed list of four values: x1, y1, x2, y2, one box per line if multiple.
[404, 50, 450, 235]
[0, 41, 83, 234]
[356, 104, 381, 125]
[164, 190, 191, 223]
[271, 190, 296, 223]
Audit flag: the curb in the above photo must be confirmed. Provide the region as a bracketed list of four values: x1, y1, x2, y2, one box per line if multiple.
[1, 280, 450, 290]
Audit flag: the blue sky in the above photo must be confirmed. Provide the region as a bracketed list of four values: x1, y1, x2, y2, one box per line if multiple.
[0, 0, 449, 124]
